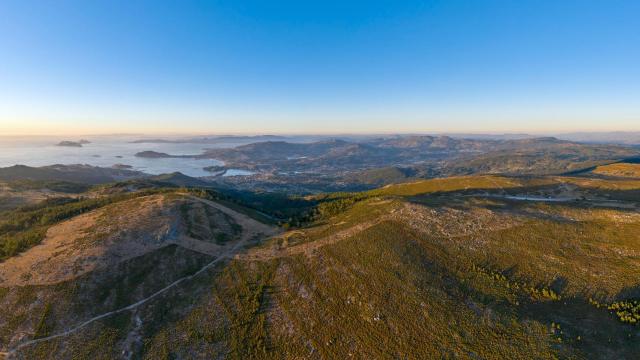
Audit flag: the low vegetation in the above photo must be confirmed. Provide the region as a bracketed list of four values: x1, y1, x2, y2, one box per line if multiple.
[2, 173, 640, 358]
[5, 179, 91, 193]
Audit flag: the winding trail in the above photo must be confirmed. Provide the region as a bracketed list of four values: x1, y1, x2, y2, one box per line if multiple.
[0, 197, 278, 359]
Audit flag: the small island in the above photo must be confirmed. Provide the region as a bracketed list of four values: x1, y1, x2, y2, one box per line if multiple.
[134, 151, 174, 158]
[203, 165, 226, 173]
[56, 141, 84, 147]
[56, 139, 91, 147]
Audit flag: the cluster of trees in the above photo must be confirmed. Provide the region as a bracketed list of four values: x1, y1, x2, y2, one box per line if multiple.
[590, 298, 640, 325]
[278, 192, 373, 229]
[314, 195, 364, 219]
[470, 264, 562, 302]
[608, 300, 640, 324]
[213, 188, 312, 221]
[188, 187, 318, 228]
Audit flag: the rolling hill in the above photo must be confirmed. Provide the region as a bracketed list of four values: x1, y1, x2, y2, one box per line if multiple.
[1, 174, 639, 358]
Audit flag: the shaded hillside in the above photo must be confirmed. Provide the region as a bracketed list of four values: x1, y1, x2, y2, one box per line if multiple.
[150, 172, 214, 187]
[0, 165, 144, 184]
[344, 166, 416, 186]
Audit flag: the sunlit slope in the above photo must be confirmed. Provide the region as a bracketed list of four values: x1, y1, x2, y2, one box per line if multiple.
[592, 163, 640, 178]
[371, 175, 525, 196]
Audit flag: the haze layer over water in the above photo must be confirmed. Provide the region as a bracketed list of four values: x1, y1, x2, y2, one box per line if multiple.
[0, 136, 228, 177]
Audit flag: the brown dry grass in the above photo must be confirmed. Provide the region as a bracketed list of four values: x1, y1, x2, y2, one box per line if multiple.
[592, 163, 640, 178]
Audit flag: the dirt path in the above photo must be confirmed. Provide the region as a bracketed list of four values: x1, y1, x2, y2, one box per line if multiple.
[1, 197, 278, 358]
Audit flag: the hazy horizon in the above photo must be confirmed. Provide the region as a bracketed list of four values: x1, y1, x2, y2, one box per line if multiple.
[3, 130, 640, 139]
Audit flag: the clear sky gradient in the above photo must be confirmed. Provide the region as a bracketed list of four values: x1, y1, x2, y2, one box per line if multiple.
[1, 0, 639, 135]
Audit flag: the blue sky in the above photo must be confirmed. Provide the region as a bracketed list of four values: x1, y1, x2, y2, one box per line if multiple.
[0, 0, 639, 135]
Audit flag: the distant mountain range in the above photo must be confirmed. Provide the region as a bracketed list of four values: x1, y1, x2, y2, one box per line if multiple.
[130, 135, 290, 144]
[128, 132, 640, 145]
[553, 132, 640, 145]
[198, 136, 638, 174]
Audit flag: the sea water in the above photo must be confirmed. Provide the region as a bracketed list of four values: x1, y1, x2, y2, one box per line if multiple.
[0, 135, 230, 177]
